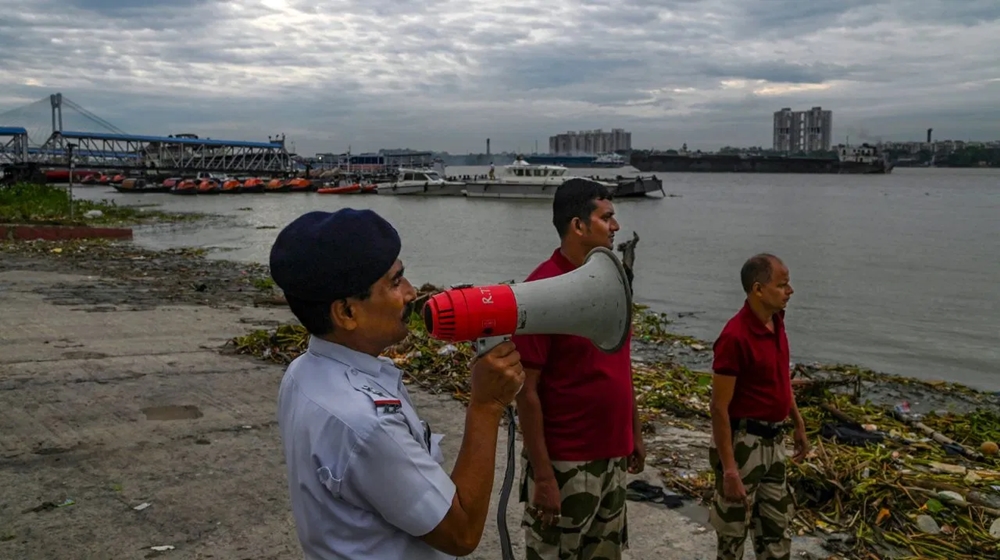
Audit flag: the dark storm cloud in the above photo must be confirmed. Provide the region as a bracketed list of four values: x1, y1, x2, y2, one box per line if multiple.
[0, 0, 998, 153]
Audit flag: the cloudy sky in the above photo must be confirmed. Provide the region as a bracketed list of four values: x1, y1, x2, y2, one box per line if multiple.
[1, 0, 998, 155]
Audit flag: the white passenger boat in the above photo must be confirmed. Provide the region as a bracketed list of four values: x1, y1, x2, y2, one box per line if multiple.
[463, 158, 616, 199]
[375, 168, 466, 196]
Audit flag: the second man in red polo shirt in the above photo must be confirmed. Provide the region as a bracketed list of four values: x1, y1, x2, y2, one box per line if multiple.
[709, 253, 810, 560]
[512, 178, 644, 560]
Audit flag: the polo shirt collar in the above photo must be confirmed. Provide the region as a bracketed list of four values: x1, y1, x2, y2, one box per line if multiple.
[550, 248, 578, 273]
[307, 335, 402, 393]
[739, 299, 781, 336]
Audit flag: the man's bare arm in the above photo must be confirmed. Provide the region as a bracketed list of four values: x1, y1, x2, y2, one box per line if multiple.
[710, 374, 739, 474]
[419, 403, 504, 556]
[515, 368, 554, 482]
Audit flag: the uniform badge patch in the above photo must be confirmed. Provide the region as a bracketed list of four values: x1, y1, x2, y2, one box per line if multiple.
[374, 398, 402, 414]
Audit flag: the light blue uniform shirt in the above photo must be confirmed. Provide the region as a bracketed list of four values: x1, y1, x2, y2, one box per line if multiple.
[277, 336, 457, 560]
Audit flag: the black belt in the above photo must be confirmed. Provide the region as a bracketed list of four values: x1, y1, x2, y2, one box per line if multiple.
[731, 417, 789, 439]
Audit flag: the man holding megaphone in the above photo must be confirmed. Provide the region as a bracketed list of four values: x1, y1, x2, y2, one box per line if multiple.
[269, 209, 525, 560]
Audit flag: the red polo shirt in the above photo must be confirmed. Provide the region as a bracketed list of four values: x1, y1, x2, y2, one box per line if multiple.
[712, 300, 792, 423]
[511, 249, 635, 462]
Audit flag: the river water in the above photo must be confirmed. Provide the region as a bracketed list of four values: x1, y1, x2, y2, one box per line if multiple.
[73, 166, 1000, 391]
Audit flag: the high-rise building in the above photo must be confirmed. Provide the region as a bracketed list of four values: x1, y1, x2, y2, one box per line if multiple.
[548, 129, 631, 155]
[773, 107, 832, 152]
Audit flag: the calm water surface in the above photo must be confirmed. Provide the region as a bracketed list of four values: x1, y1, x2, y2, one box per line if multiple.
[74, 167, 1000, 391]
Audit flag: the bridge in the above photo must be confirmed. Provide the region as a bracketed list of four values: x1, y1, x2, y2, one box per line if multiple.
[0, 93, 292, 176]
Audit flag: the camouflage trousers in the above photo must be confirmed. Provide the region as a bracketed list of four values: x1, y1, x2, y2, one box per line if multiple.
[519, 452, 629, 560]
[709, 428, 794, 560]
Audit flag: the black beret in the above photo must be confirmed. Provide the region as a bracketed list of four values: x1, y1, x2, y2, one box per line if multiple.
[269, 209, 401, 301]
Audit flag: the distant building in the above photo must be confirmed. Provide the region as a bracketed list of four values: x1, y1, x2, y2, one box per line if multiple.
[773, 107, 832, 152]
[549, 129, 631, 155]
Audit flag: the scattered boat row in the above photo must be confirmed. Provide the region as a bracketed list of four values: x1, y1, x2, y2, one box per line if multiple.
[108, 161, 665, 199]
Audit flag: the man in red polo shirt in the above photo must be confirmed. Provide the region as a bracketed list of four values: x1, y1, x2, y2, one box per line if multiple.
[512, 178, 644, 560]
[709, 253, 810, 560]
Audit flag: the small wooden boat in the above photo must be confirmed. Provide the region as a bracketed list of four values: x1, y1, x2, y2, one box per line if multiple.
[220, 179, 243, 194]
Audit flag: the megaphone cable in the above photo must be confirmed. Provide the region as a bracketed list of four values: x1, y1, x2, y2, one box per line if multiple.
[470, 337, 518, 560]
[497, 405, 516, 560]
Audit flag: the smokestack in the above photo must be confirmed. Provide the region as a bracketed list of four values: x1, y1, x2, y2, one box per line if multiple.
[486, 138, 491, 156]
[927, 128, 933, 143]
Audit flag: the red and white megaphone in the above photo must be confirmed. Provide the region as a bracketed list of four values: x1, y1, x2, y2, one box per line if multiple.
[420, 246, 634, 560]
[421, 246, 633, 356]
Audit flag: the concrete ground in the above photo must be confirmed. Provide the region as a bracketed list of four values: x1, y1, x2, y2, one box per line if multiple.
[0, 268, 827, 559]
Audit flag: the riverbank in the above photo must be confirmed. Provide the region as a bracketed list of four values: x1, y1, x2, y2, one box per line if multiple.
[0, 182, 206, 227]
[1, 238, 998, 560]
[0, 238, 771, 560]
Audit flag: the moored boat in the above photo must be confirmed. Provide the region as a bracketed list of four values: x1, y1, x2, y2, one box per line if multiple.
[317, 184, 361, 194]
[196, 179, 220, 194]
[286, 177, 314, 192]
[610, 175, 664, 198]
[242, 177, 265, 193]
[266, 178, 290, 192]
[375, 168, 466, 196]
[170, 179, 198, 195]
[114, 177, 172, 193]
[521, 152, 627, 168]
[629, 144, 894, 174]
[220, 179, 243, 194]
[463, 159, 608, 199]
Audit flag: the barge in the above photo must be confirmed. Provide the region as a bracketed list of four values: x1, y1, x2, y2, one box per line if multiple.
[630, 144, 894, 174]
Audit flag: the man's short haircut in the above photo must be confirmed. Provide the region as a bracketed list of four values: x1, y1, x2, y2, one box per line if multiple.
[740, 253, 782, 293]
[552, 179, 613, 238]
[284, 285, 373, 336]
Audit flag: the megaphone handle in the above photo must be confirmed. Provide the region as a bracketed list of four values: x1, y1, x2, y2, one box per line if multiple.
[474, 335, 510, 357]
[472, 334, 518, 560]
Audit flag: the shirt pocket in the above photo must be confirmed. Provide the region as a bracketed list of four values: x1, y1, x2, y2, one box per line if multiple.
[317, 466, 343, 498]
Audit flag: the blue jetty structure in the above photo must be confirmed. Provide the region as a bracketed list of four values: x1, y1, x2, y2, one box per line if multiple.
[0, 127, 30, 165]
[0, 93, 292, 174]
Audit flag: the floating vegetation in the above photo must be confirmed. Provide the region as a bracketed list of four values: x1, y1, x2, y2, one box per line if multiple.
[228, 284, 1000, 560]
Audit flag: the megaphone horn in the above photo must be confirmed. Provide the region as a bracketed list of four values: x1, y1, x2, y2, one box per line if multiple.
[422, 246, 633, 354]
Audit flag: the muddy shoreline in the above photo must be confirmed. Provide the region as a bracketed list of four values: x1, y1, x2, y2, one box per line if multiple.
[0, 238, 271, 310]
[0, 238, 741, 560]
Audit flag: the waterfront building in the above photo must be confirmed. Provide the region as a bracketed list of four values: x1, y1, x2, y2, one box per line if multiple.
[548, 129, 631, 155]
[773, 107, 833, 152]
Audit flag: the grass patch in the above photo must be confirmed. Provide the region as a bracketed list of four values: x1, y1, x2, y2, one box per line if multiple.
[0, 182, 203, 226]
